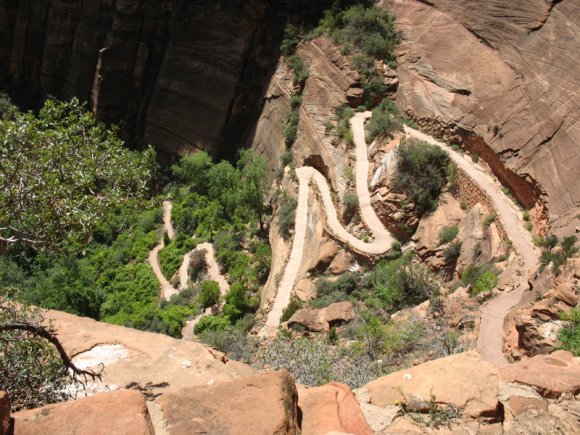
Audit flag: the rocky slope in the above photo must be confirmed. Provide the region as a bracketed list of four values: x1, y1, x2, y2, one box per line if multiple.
[383, 0, 579, 236]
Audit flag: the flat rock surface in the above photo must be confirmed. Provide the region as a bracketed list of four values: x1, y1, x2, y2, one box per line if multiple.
[154, 370, 298, 435]
[499, 351, 580, 397]
[288, 301, 356, 332]
[44, 309, 254, 397]
[13, 390, 153, 435]
[297, 382, 372, 435]
[364, 351, 499, 418]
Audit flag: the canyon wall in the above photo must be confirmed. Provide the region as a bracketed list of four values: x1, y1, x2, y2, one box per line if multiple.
[383, 0, 579, 235]
[0, 0, 286, 160]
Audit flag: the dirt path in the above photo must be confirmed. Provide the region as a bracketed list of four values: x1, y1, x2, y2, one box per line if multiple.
[403, 126, 538, 366]
[147, 201, 177, 301]
[259, 112, 396, 337]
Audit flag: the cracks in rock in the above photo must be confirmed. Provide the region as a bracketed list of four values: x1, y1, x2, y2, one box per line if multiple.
[527, 0, 563, 35]
[532, 119, 565, 152]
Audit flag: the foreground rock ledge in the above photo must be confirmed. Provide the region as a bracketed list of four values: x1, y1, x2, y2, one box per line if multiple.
[12, 390, 153, 435]
[153, 370, 298, 435]
[364, 350, 499, 418]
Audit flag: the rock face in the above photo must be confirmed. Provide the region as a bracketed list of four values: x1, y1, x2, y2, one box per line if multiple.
[0, 0, 280, 159]
[499, 351, 580, 398]
[43, 309, 254, 397]
[287, 301, 356, 332]
[364, 351, 499, 418]
[12, 390, 154, 435]
[297, 382, 372, 435]
[383, 0, 580, 235]
[153, 370, 298, 435]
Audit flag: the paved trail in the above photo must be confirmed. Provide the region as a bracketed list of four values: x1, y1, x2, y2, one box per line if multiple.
[148, 201, 177, 301]
[258, 112, 396, 337]
[403, 126, 538, 366]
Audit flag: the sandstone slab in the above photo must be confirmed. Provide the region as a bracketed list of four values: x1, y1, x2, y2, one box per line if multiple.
[288, 301, 356, 332]
[297, 382, 372, 435]
[43, 309, 253, 397]
[154, 370, 298, 435]
[364, 351, 499, 418]
[499, 351, 580, 397]
[13, 390, 153, 435]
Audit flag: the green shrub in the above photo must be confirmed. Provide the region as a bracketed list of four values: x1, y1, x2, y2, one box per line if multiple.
[443, 240, 462, 261]
[290, 94, 302, 109]
[279, 196, 298, 239]
[483, 214, 496, 227]
[334, 105, 355, 145]
[287, 55, 309, 85]
[394, 139, 450, 214]
[438, 225, 459, 245]
[351, 54, 388, 105]
[281, 24, 302, 56]
[558, 308, 580, 356]
[158, 233, 196, 279]
[283, 108, 300, 146]
[194, 315, 229, 335]
[471, 153, 479, 163]
[522, 210, 530, 221]
[538, 234, 578, 274]
[281, 298, 303, 322]
[343, 191, 359, 217]
[471, 270, 498, 295]
[365, 99, 402, 143]
[280, 149, 293, 167]
[317, 4, 398, 61]
[198, 280, 221, 308]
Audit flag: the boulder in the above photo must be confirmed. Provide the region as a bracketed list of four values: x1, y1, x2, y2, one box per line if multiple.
[288, 301, 356, 332]
[12, 390, 153, 435]
[363, 351, 499, 418]
[153, 370, 298, 435]
[328, 251, 356, 275]
[1, 391, 11, 435]
[297, 383, 372, 435]
[43, 309, 253, 397]
[499, 351, 580, 397]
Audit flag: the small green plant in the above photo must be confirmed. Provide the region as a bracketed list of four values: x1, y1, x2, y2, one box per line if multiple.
[334, 105, 355, 145]
[281, 298, 303, 322]
[525, 221, 533, 232]
[198, 280, 221, 309]
[471, 153, 479, 163]
[557, 308, 580, 356]
[538, 234, 578, 275]
[397, 388, 461, 429]
[471, 270, 499, 295]
[438, 226, 459, 245]
[343, 191, 359, 218]
[280, 149, 293, 167]
[287, 55, 309, 86]
[365, 98, 402, 143]
[278, 195, 298, 239]
[522, 210, 530, 221]
[473, 242, 483, 258]
[443, 240, 462, 262]
[483, 214, 496, 227]
[280, 24, 302, 56]
[283, 107, 300, 146]
[327, 326, 339, 345]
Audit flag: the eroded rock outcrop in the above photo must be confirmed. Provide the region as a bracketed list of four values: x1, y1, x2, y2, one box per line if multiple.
[13, 390, 154, 435]
[363, 350, 499, 419]
[43, 309, 253, 397]
[287, 301, 356, 332]
[153, 370, 298, 435]
[383, 0, 580, 236]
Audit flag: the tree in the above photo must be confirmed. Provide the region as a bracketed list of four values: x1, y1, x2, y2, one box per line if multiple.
[0, 294, 102, 411]
[238, 149, 269, 232]
[0, 98, 155, 253]
[199, 280, 221, 309]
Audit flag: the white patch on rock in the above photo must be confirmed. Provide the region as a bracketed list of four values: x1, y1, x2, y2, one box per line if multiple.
[73, 343, 129, 370]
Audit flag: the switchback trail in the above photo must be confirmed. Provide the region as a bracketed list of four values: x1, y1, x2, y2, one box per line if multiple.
[403, 126, 538, 367]
[148, 201, 176, 301]
[258, 112, 396, 337]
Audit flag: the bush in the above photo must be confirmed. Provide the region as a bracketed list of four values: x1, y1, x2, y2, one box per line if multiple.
[317, 4, 398, 62]
[394, 139, 450, 214]
[351, 54, 388, 106]
[281, 298, 303, 322]
[287, 55, 309, 85]
[343, 191, 359, 217]
[471, 270, 498, 295]
[365, 99, 402, 143]
[198, 280, 221, 308]
[438, 226, 459, 245]
[471, 153, 479, 163]
[158, 233, 196, 279]
[334, 105, 355, 145]
[280, 149, 293, 167]
[279, 195, 298, 239]
[461, 263, 498, 295]
[281, 24, 302, 56]
[194, 315, 229, 335]
[483, 214, 496, 227]
[290, 94, 302, 109]
[188, 248, 207, 281]
[558, 308, 580, 356]
[283, 108, 300, 146]
[538, 234, 578, 274]
[443, 240, 462, 261]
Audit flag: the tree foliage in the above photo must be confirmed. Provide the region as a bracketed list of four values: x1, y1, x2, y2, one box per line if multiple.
[0, 98, 155, 253]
